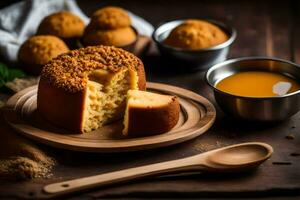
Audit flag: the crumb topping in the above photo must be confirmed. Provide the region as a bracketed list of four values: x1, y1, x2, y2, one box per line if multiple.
[41, 45, 142, 93]
[37, 11, 85, 38]
[164, 19, 228, 49]
[91, 6, 131, 29]
[18, 35, 69, 66]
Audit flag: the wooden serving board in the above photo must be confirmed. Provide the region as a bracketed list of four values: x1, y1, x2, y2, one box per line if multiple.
[3, 82, 216, 153]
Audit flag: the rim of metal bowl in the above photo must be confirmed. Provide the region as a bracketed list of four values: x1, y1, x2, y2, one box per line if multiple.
[206, 56, 300, 100]
[152, 19, 237, 52]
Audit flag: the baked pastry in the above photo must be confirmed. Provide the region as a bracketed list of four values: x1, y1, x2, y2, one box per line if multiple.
[37, 11, 85, 49]
[18, 35, 69, 75]
[37, 45, 146, 133]
[82, 6, 136, 48]
[90, 6, 131, 29]
[123, 90, 180, 137]
[37, 11, 85, 39]
[164, 19, 228, 49]
[83, 27, 136, 47]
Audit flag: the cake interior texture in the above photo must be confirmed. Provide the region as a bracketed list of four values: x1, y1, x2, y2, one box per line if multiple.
[82, 68, 138, 133]
[123, 90, 180, 135]
[38, 46, 146, 133]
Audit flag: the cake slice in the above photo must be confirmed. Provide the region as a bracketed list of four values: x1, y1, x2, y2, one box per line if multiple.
[123, 90, 180, 137]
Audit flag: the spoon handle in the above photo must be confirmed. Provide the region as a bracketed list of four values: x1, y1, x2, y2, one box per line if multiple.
[44, 154, 206, 195]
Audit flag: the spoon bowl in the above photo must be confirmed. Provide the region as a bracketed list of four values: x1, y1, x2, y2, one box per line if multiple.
[207, 142, 273, 167]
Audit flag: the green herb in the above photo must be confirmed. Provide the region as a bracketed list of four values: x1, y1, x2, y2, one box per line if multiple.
[0, 62, 26, 89]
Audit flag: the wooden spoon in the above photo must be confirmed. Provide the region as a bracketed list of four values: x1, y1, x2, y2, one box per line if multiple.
[44, 142, 273, 195]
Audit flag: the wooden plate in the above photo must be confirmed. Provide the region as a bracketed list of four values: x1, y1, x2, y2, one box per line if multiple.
[3, 82, 216, 152]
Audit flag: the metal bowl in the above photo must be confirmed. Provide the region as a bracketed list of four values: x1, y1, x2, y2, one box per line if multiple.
[206, 57, 300, 121]
[152, 19, 236, 70]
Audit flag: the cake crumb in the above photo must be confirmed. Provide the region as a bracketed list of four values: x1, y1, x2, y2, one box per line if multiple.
[0, 125, 55, 180]
[0, 156, 54, 179]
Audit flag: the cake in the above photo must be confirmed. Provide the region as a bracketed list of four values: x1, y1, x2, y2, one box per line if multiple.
[90, 6, 131, 29]
[83, 27, 136, 47]
[37, 45, 146, 133]
[37, 12, 85, 49]
[82, 6, 136, 48]
[37, 12, 85, 39]
[164, 19, 228, 49]
[123, 90, 180, 137]
[18, 35, 69, 75]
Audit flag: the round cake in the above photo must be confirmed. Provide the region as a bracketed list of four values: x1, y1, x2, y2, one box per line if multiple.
[18, 35, 69, 75]
[91, 6, 131, 29]
[37, 45, 146, 133]
[83, 27, 136, 47]
[82, 6, 136, 48]
[164, 19, 228, 49]
[37, 11, 85, 39]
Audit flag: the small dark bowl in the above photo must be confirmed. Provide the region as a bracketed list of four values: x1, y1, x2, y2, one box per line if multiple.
[152, 19, 236, 71]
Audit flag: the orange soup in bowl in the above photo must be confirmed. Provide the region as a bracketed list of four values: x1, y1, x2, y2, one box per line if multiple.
[216, 71, 300, 97]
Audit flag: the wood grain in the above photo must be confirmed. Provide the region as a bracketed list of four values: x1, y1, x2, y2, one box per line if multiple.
[292, 0, 300, 63]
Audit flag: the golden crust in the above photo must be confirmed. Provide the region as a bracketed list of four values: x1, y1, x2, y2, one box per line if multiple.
[38, 78, 85, 132]
[136, 61, 146, 90]
[38, 45, 146, 133]
[37, 11, 85, 38]
[40, 45, 145, 93]
[83, 27, 136, 47]
[91, 6, 131, 29]
[164, 19, 228, 49]
[18, 35, 69, 75]
[125, 95, 180, 137]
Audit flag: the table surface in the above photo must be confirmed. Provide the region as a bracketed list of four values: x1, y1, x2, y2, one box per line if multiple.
[1, 0, 300, 199]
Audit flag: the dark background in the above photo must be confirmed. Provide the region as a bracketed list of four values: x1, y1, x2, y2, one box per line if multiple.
[1, 0, 299, 62]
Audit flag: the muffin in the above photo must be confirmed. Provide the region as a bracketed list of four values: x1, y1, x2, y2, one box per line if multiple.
[164, 19, 228, 50]
[83, 27, 136, 47]
[38, 45, 146, 133]
[82, 6, 136, 48]
[91, 6, 131, 29]
[37, 11, 85, 48]
[18, 35, 69, 75]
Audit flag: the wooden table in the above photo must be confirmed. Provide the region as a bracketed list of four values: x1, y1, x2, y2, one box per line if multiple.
[1, 0, 300, 199]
